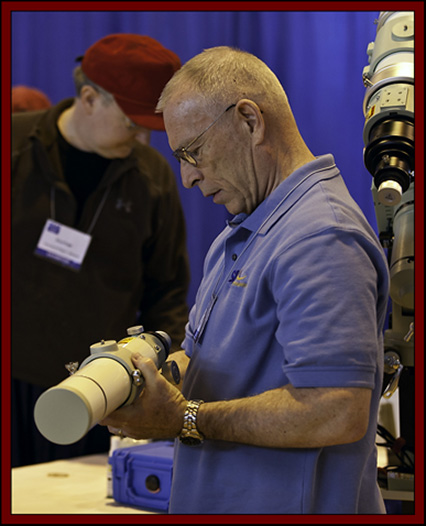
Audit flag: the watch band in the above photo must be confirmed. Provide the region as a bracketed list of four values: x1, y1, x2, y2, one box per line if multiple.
[179, 399, 205, 446]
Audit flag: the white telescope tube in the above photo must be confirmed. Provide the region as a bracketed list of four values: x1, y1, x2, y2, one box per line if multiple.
[34, 329, 170, 445]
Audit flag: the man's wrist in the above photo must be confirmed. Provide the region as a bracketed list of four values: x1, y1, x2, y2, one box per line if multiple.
[179, 399, 205, 446]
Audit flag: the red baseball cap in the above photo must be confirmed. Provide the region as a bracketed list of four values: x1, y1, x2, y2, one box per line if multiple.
[79, 34, 180, 130]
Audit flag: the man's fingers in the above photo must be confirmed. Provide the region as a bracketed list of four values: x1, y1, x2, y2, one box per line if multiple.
[131, 353, 158, 380]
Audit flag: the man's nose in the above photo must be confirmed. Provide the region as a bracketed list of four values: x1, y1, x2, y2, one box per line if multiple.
[134, 128, 151, 145]
[180, 162, 202, 189]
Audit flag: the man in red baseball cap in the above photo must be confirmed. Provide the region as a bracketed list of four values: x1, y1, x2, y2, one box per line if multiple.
[11, 34, 189, 467]
[69, 33, 181, 155]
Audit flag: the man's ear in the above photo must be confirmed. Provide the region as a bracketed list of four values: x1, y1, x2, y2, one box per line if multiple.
[79, 85, 99, 115]
[235, 99, 265, 144]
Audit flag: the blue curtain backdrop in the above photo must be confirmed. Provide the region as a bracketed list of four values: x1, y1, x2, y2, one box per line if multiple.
[11, 10, 379, 307]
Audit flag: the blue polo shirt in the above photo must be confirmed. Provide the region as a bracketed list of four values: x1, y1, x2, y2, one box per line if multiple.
[169, 155, 389, 514]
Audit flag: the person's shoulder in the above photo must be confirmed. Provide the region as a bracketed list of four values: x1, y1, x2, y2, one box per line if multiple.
[12, 109, 45, 153]
[12, 107, 48, 126]
[12, 107, 52, 142]
[12, 99, 72, 136]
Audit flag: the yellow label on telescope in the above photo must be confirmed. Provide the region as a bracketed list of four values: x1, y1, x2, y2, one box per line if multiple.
[366, 105, 375, 119]
[118, 337, 135, 345]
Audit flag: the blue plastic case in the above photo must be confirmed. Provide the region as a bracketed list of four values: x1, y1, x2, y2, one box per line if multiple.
[110, 440, 174, 511]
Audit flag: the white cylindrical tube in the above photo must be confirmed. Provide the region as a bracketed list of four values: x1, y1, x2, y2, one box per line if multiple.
[34, 357, 131, 445]
[34, 330, 171, 446]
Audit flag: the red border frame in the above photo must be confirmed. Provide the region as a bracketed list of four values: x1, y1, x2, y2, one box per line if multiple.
[2, 2, 424, 524]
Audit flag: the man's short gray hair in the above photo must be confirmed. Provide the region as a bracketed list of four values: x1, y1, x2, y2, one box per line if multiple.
[156, 46, 288, 114]
[73, 65, 114, 105]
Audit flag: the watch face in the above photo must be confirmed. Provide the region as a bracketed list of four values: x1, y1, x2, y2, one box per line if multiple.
[179, 435, 203, 446]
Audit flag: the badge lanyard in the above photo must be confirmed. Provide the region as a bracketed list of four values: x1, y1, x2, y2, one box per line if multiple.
[34, 185, 111, 271]
[50, 186, 111, 235]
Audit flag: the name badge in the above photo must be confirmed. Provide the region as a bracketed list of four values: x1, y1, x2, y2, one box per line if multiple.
[35, 219, 92, 271]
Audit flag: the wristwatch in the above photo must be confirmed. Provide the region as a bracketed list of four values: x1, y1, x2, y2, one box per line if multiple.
[179, 399, 205, 446]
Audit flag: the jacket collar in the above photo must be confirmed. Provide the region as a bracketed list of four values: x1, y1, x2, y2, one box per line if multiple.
[28, 98, 75, 148]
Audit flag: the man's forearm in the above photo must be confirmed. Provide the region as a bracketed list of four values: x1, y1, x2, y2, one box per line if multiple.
[101, 355, 371, 449]
[196, 384, 372, 448]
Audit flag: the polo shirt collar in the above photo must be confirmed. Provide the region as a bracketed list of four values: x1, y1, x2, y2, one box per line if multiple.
[228, 154, 338, 235]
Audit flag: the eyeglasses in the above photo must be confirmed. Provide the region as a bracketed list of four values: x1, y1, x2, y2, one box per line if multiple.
[172, 104, 236, 166]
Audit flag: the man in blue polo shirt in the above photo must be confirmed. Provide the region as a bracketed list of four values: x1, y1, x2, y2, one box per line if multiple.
[102, 46, 390, 514]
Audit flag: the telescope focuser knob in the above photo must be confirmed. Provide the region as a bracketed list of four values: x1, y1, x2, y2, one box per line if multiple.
[132, 369, 144, 386]
[127, 325, 144, 336]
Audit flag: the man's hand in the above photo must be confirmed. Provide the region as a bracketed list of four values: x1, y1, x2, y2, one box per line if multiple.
[99, 352, 188, 440]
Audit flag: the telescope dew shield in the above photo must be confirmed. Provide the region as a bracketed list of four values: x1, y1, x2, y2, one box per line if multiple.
[33, 354, 131, 445]
[34, 329, 171, 445]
